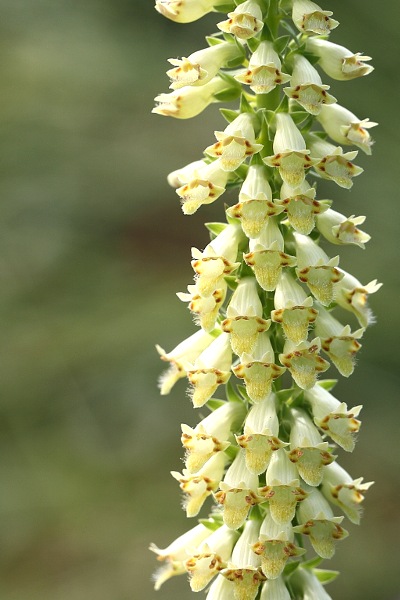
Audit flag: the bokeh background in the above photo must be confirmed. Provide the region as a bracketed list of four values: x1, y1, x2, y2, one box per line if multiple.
[0, 1, 399, 599]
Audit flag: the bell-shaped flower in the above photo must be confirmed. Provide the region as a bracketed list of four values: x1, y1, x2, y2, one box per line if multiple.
[260, 577, 291, 600]
[185, 525, 239, 591]
[321, 462, 374, 525]
[205, 113, 263, 172]
[191, 224, 244, 296]
[222, 520, 266, 600]
[186, 332, 232, 408]
[279, 338, 330, 390]
[252, 510, 305, 579]
[316, 208, 370, 248]
[215, 450, 261, 530]
[222, 277, 271, 356]
[177, 281, 227, 332]
[155, 0, 228, 23]
[288, 408, 336, 486]
[206, 574, 236, 600]
[176, 160, 228, 214]
[233, 333, 286, 404]
[263, 113, 318, 188]
[217, 0, 264, 40]
[150, 523, 213, 589]
[294, 488, 349, 558]
[307, 37, 374, 81]
[259, 448, 307, 525]
[156, 329, 215, 395]
[235, 41, 290, 94]
[153, 76, 231, 119]
[237, 393, 288, 474]
[290, 567, 334, 600]
[171, 451, 227, 517]
[335, 270, 382, 328]
[308, 136, 363, 189]
[284, 54, 337, 115]
[294, 232, 344, 305]
[317, 103, 378, 155]
[167, 41, 242, 89]
[275, 180, 329, 235]
[292, 0, 339, 35]
[181, 400, 246, 473]
[227, 164, 284, 239]
[304, 383, 362, 452]
[314, 306, 364, 377]
[271, 271, 318, 344]
[167, 159, 207, 188]
[244, 218, 297, 291]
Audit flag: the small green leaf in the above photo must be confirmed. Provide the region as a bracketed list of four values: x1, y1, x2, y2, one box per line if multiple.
[213, 86, 241, 102]
[206, 398, 227, 411]
[206, 35, 226, 47]
[313, 568, 340, 584]
[199, 516, 223, 530]
[283, 560, 301, 577]
[220, 108, 240, 123]
[274, 35, 291, 54]
[318, 379, 338, 392]
[205, 222, 227, 236]
[226, 379, 245, 403]
[247, 36, 260, 53]
[240, 93, 254, 114]
[224, 275, 238, 291]
[290, 110, 310, 126]
[303, 556, 324, 569]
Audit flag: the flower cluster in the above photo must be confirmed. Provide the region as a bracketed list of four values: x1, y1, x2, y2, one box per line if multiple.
[152, 1, 379, 597]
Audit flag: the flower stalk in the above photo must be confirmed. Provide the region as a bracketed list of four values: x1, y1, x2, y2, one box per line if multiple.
[152, 0, 379, 596]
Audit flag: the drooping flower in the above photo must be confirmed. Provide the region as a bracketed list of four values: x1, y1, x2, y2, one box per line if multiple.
[275, 180, 329, 235]
[306, 37, 374, 80]
[235, 41, 290, 94]
[217, 0, 264, 40]
[155, 0, 228, 24]
[317, 103, 378, 155]
[316, 208, 371, 248]
[334, 270, 382, 327]
[176, 160, 228, 214]
[284, 53, 337, 115]
[279, 338, 330, 390]
[292, 0, 339, 35]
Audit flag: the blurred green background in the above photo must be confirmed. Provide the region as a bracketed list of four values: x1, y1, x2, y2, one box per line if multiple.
[0, 1, 399, 599]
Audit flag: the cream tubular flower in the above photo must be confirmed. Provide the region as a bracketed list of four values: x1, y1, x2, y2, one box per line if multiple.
[217, 0, 264, 40]
[227, 164, 284, 239]
[260, 577, 291, 600]
[153, 76, 229, 119]
[290, 568, 334, 600]
[150, 523, 213, 589]
[284, 54, 337, 115]
[186, 332, 232, 407]
[263, 113, 317, 188]
[316, 208, 371, 248]
[222, 520, 266, 600]
[237, 393, 288, 474]
[275, 180, 329, 235]
[155, 0, 227, 24]
[321, 462, 374, 525]
[244, 218, 297, 292]
[177, 280, 227, 332]
[294, 488, 349, 558]
[156, 329, 215, 395]
[288, 408, 335, 486]
[235, 41, 290, 94]
[176, 160, 228, 215]
[317, 103, 378, 155]
[222, 277, 271, 356]
[259, 448, 307, 525]
[335, 270, 382, 327]
[292, 0, 339, 35]
[206, 574, 235, 600]
[167, 159, 207, 188]
[294, 232, 344, 305]
[252, 510, 304, 579]
[315, 305, 364, 377]
[309, 136, 364, 189]
[306, 37, 374, 81]
[185, 525, 239, 591]
[191, 224, 244, 296]
[181, 400, 246, 472]
[171, 451, 227, 517]
[279, 338, 330, 390]
[167, 42, 242, 89]
[215, 450, 260, 530]
[304, 383, 362, 452]
[232, 333, 286, 404]
[205, 113, 263, 172]
[271, 271, 318, 344]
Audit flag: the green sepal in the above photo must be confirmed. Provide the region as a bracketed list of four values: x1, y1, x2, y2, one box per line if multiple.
[234, 163, 250, 180]
[290, 110, 310, 126]
[226, 39, 247, 68]
[274, 35, 291, 54]
[260, 22, 273, 42]
[302, 50, 321, 66]
[205, 222, 228, 237]
[220, 108, 240, 123]
[276, 387, 302, 404]
[206, 398, 228, 411]
[237, 383, 251, 402]
[224, 275, 239, 291]
[226, 379, 246, 404]
[215, 2, 235, 12]
[310, 129, 329, 140]
[199, 516, 224, 531]
[313, 569, 340, 584]
[280, 19, 301, 40]
[206, 35, 226, 47]
[240, 93, 254, 114]
[318, 379, 338, 392]
[237, 260, 254, 279]
[213, 85, 242, 103]
[247, 36, 260, 53]
[283, 560, 301, 577]
[303, 556, 324, 569]
[224, 444, 239, 461]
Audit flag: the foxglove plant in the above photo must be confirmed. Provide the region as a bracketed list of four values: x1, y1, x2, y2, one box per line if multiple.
[151, 1, 380, 597]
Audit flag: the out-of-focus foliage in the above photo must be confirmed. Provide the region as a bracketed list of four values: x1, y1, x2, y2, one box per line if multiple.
[0, 1, 398, 599]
